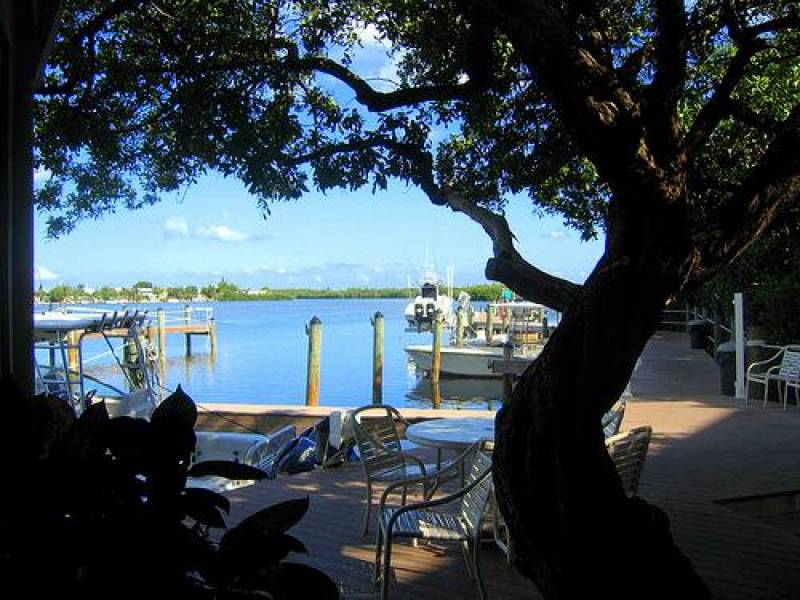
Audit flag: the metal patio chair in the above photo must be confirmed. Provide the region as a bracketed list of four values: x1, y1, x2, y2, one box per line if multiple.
[605, 425, 652, 497]
[374, 443, 493, 600]
[746, 345, 800, 409]
[351, 405, 455, 534]
[601, 398, 627, 438]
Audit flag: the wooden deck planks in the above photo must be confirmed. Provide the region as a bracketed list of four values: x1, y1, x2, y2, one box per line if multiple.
[225, 331, 800, 599]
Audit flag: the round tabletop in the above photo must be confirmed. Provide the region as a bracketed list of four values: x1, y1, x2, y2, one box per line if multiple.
[405, 417, 495, 450]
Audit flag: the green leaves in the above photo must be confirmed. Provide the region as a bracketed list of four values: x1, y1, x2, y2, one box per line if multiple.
[218, 498, 313, 585]
[0, 378, 337, 598]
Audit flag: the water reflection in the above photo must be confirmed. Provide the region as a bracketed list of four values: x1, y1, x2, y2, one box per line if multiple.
[406, 376, 502, 411]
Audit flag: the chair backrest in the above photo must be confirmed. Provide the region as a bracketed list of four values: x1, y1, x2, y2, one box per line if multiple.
[351, 405, 405, 475]
[779, 346, 800, 380]
[606, 426, 652, 497]
[601, 399, 627, 438]
[459, 450, 494, 537]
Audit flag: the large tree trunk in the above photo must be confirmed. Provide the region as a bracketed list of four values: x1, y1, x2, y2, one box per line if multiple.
[493, 190, 711, 599]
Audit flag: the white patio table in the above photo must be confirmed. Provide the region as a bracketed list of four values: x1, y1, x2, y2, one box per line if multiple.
[405, 417, 495, 451]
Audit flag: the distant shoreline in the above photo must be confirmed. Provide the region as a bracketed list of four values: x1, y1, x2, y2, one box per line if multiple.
[36, 283, 505, 304]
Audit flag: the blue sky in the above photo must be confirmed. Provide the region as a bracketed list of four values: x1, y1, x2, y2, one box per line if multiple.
[33, 22, 605, 291]
[34, 173, 604, 290]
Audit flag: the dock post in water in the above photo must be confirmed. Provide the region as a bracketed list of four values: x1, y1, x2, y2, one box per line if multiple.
[184, 304, 192, 356]
[306, 316, 322, 406]
[456, 307, 465, 347]
[486, 305, 494, 344]
[430, 379, 441, 410]
[502, 341, 514, 404]
[66, 329, 81, 376]
[431, 310, 442, 384]
[209, 317, 217, 358]
[157, 308, 166, 366]
[371, 311, 384, 404]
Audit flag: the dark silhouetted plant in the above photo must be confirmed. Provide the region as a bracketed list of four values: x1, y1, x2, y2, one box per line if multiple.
[0, 376, 338, 599]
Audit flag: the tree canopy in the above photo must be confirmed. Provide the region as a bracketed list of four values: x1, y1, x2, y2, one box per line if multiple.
[36, 2, 797, 306]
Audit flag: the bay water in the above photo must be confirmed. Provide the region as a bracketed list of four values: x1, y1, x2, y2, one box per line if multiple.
[50, 298, 505, 410]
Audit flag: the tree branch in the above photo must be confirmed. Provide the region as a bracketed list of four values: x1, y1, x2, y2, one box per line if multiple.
[441, 190, 581, 310]
[728, 99, 781, 134]
[682, 38, 766, 159]
[40, 0, 150, 96]
[296, 56, 479, 112]
[646, 0, 687, 159]
[693, 103, 800, 276]
[284, 136, 581, 310]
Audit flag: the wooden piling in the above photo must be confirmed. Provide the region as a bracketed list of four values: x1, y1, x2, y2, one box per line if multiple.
[456, 308, 465, 347]
[184, 304, 192, 356]
[372, 311, 384, 404]
[502, 341, 514, 404]
[306, 316, 322, 406]
[209, 317, 217, 358]
[66, 329, 81, 375]
[431, 310, 442, 384]
[486, 305, 494, 344]
[157, 308, 166, 365]
[430, 379, 441, 410]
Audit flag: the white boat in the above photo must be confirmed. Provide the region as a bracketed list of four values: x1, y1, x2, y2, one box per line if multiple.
[404, 263, 457, 331]
[405, 301, 549, 377]
[405, 342, 543, 378]
[32, 308, 292, 491]
[33, 309, 160, 417]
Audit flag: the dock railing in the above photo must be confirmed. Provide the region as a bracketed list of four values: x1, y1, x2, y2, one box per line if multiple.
[660, 306, 733, 357]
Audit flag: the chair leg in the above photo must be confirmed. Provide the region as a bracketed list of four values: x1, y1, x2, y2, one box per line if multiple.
[764, 379, 769, 408]
[781, 381, 787, 410]
[374, 527, 384, 584]
[472, 538, 487, 600]
[460, 540, 473, 578]
[381, 534, 393, 600]
[363, 481, 373, 535]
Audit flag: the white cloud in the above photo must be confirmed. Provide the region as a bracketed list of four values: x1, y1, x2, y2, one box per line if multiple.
[33, 167, 52, 185]
[196, 224, 250, 243]
[356, 23, 390, 47]
[34, 265, 58, 281]
[543, 230, 568, 240]
[314, 275, 324, 284]
[163, 216, 189, 238]
[357, 273, 370, 283]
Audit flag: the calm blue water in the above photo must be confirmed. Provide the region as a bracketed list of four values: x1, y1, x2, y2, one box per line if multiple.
[41, 299, 506, 410]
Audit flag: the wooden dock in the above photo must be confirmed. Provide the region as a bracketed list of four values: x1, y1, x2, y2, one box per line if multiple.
[223, 331, 800, 599]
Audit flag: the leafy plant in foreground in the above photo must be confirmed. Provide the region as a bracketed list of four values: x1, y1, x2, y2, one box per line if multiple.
[0, 376, 338, 599]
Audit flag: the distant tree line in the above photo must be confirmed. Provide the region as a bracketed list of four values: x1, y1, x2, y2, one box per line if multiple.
[38, 281, 508, 304]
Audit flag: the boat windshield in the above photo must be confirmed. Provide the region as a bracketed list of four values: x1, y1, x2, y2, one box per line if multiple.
[421, 283, 437, 300]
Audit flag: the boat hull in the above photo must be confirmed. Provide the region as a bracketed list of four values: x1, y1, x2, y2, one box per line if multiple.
[405, 344, 540, 378]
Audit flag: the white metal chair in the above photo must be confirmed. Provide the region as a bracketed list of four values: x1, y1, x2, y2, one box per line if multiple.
[351, 405, 454, 534]
[746, 345, 800, 409]
[374, 444, 493, 600]
[605, 426, 652, 497]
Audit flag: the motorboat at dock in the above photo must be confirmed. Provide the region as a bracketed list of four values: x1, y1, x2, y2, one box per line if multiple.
[403, 263, 457, 332]
[404, 301, 550, 378]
